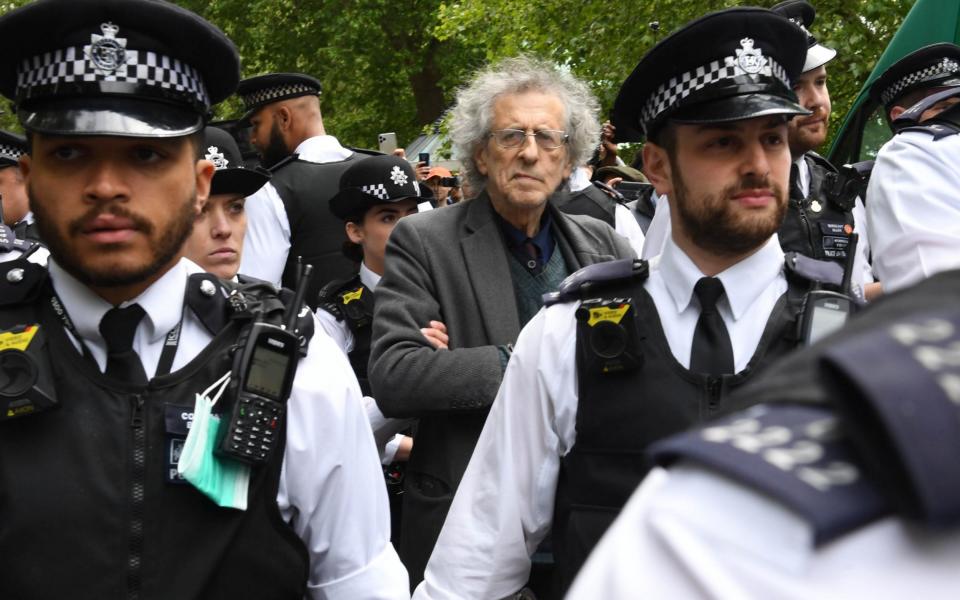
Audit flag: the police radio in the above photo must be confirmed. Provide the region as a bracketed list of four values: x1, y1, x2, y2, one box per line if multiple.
[799, 234, 859, 346]
[216, 264, 312, 464]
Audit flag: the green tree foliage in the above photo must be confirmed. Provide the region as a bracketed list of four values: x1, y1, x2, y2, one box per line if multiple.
[0, 0, 913, 154]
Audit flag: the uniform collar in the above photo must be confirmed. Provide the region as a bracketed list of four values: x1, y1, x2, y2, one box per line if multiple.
[49, 257, 199, 345]
[293, 135, 353, 164]
[359, 261, 381, 291]
[794, 155, 811, 197]
[661, 234, 784, 320]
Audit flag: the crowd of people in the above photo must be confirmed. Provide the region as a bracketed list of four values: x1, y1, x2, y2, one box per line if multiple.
[1, 0, 959, 598]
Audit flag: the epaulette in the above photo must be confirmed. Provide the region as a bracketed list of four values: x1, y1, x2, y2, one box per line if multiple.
[898, 121, 960, 140]
[650, 403, 891, 546]
[267, 153, 300, 173]
[316, 275, 361, 321]
[823, 306, 960, 528]
[893, 87, 960, 131]
[805, 150, 838, 173]
[543, 258, 648, 306]
[0, 257, 47, 306]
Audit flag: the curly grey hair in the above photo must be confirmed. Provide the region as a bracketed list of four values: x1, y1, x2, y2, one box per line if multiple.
[449, 55, 601, 193]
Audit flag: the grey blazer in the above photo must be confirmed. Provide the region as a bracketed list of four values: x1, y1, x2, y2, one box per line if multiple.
[369, 191, 635, 584]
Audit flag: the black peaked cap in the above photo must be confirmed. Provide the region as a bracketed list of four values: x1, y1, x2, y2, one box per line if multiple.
[0, 130, 26, 167]
[771, 0, 837, 73]
[237, 73, 322, 122]
[204, 126, 271, 197]
[0, 0, 239, 137]
[869, 43, 960, 109]
[612, 7, 808, 142]
[330, 155, 429, 221]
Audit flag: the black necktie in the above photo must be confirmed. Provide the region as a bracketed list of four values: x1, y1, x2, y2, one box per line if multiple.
[690, 277, 734, 376]
[789, 162, 804, 200]
[99, 304, 148, 385]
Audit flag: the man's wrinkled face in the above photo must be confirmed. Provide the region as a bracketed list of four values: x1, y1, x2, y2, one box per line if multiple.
[653, 117, 790, 257]
[182, 192, 246, 279]
[22, 134, 210, 288]
[248, 109, 288, 168]
[474, 91, 572, 212]
[788, 65, 831, 155]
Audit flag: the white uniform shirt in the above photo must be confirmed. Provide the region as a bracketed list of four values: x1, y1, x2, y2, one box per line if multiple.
[568, 465, 960, 599]
[867, 129, 960, 293]
[240, 135, 354, 286]
[314, 262, 414, 464]
[642, 161, 874, 293]
[49, 257, 409, 599]
[412, 235, 788, 600]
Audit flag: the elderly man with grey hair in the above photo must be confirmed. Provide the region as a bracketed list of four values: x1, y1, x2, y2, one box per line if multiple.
[369, 55, 634, 590]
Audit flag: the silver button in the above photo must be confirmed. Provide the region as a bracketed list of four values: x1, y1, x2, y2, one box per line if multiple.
[6, 268, 24, 283]
[200, 279, 217, 297]
[810, 200, 822, 213]
[527, 260, 537, 269]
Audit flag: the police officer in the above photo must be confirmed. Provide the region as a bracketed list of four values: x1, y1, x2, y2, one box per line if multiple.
[568, 267, 960, 599]
[236, 73, 369, 305]
[316, 154, 425, 455]
[412, 8, 828, 598]
[0, 131, 36, 240]
[0, 2, 407, 598]
[866, 45, 960, 293]
[771, 0, 875, 298]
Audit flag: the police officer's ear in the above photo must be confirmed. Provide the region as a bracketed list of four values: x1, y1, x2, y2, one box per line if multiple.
[17, 154, 31, 187]
[275, 104, 294, 133]
[345, 220, 365, 245]
[642, 139, 673, 198]
[194, 154, 215, 216]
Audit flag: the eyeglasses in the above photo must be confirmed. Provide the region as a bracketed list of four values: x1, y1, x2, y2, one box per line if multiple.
[488, 129, 569, 150]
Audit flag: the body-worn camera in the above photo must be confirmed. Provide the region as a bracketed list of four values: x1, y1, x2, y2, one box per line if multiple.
[576, 297, 643, 375]
[0, 324, 58, 421]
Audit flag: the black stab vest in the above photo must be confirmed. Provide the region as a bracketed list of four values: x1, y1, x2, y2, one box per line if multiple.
[270, 153, 364, 308]
[0, 283, 308, 600]
[552, 275, 805, 592]
[778, 152, 856, 264]
[317, 274, 374, 396]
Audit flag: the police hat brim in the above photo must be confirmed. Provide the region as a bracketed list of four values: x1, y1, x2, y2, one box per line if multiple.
[670, 93, 810, 127]
[211, 167, 271, 197]
[803, 43, 837, 73]
[19, 97, 203, 137]
[329, 186, 430, 222]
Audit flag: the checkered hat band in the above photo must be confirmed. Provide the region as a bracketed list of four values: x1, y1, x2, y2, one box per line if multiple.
[241, 83, 317, 110]
[0, 143, 23, 162]
[17, 47, 208, 106]
[641, 57, 789, 127]
[881, 59, 960, 106]
[360, 183, 389, 200]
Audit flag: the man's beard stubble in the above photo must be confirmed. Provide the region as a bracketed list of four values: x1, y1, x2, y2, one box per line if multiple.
[672, 164, 786, 258]
[31, 184, 197, 288]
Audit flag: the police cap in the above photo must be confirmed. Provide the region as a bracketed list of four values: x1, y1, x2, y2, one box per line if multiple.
[770, 0, 837, 73]
[329, 155, 428, 222]
[869, 43, 960, 110]
[203, 127, 271, 197]
[237, 73, 322, 123]
[612, 7, 809, 142]
[0, 130, 26, 168]
[0, 0, 240, 138]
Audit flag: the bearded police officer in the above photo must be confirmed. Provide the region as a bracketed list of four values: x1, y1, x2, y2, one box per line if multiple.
[237, 73, 367, 305]
[0, 2, 407, 598]
[569, 268, 960, 599]
[412, 9, 833, 598]
[866, 44, 960, 292]
[771, 0, 875, 298]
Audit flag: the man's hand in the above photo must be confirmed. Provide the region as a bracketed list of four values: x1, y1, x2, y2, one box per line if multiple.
[420, 320, 449, 349]
[598, 121, 619, 167]
[415, 161, 430, 182]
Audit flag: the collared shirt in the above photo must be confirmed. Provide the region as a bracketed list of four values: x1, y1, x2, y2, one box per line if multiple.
[496, 209, 555, 273]
[50, 257, 409, 599]
[568, 465, 960, 599]
[412, 235, 788, 600]
[867, 129, 960, 292]
[314, 261, 412, 464]
[240, 135, 353, 286]
[794, 155, 812, 197]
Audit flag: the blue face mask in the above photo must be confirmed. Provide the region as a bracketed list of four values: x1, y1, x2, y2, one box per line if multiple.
[178, 373, 251, 510]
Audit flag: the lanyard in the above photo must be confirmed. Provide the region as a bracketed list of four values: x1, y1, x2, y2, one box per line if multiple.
[48, 290, 183, 379]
